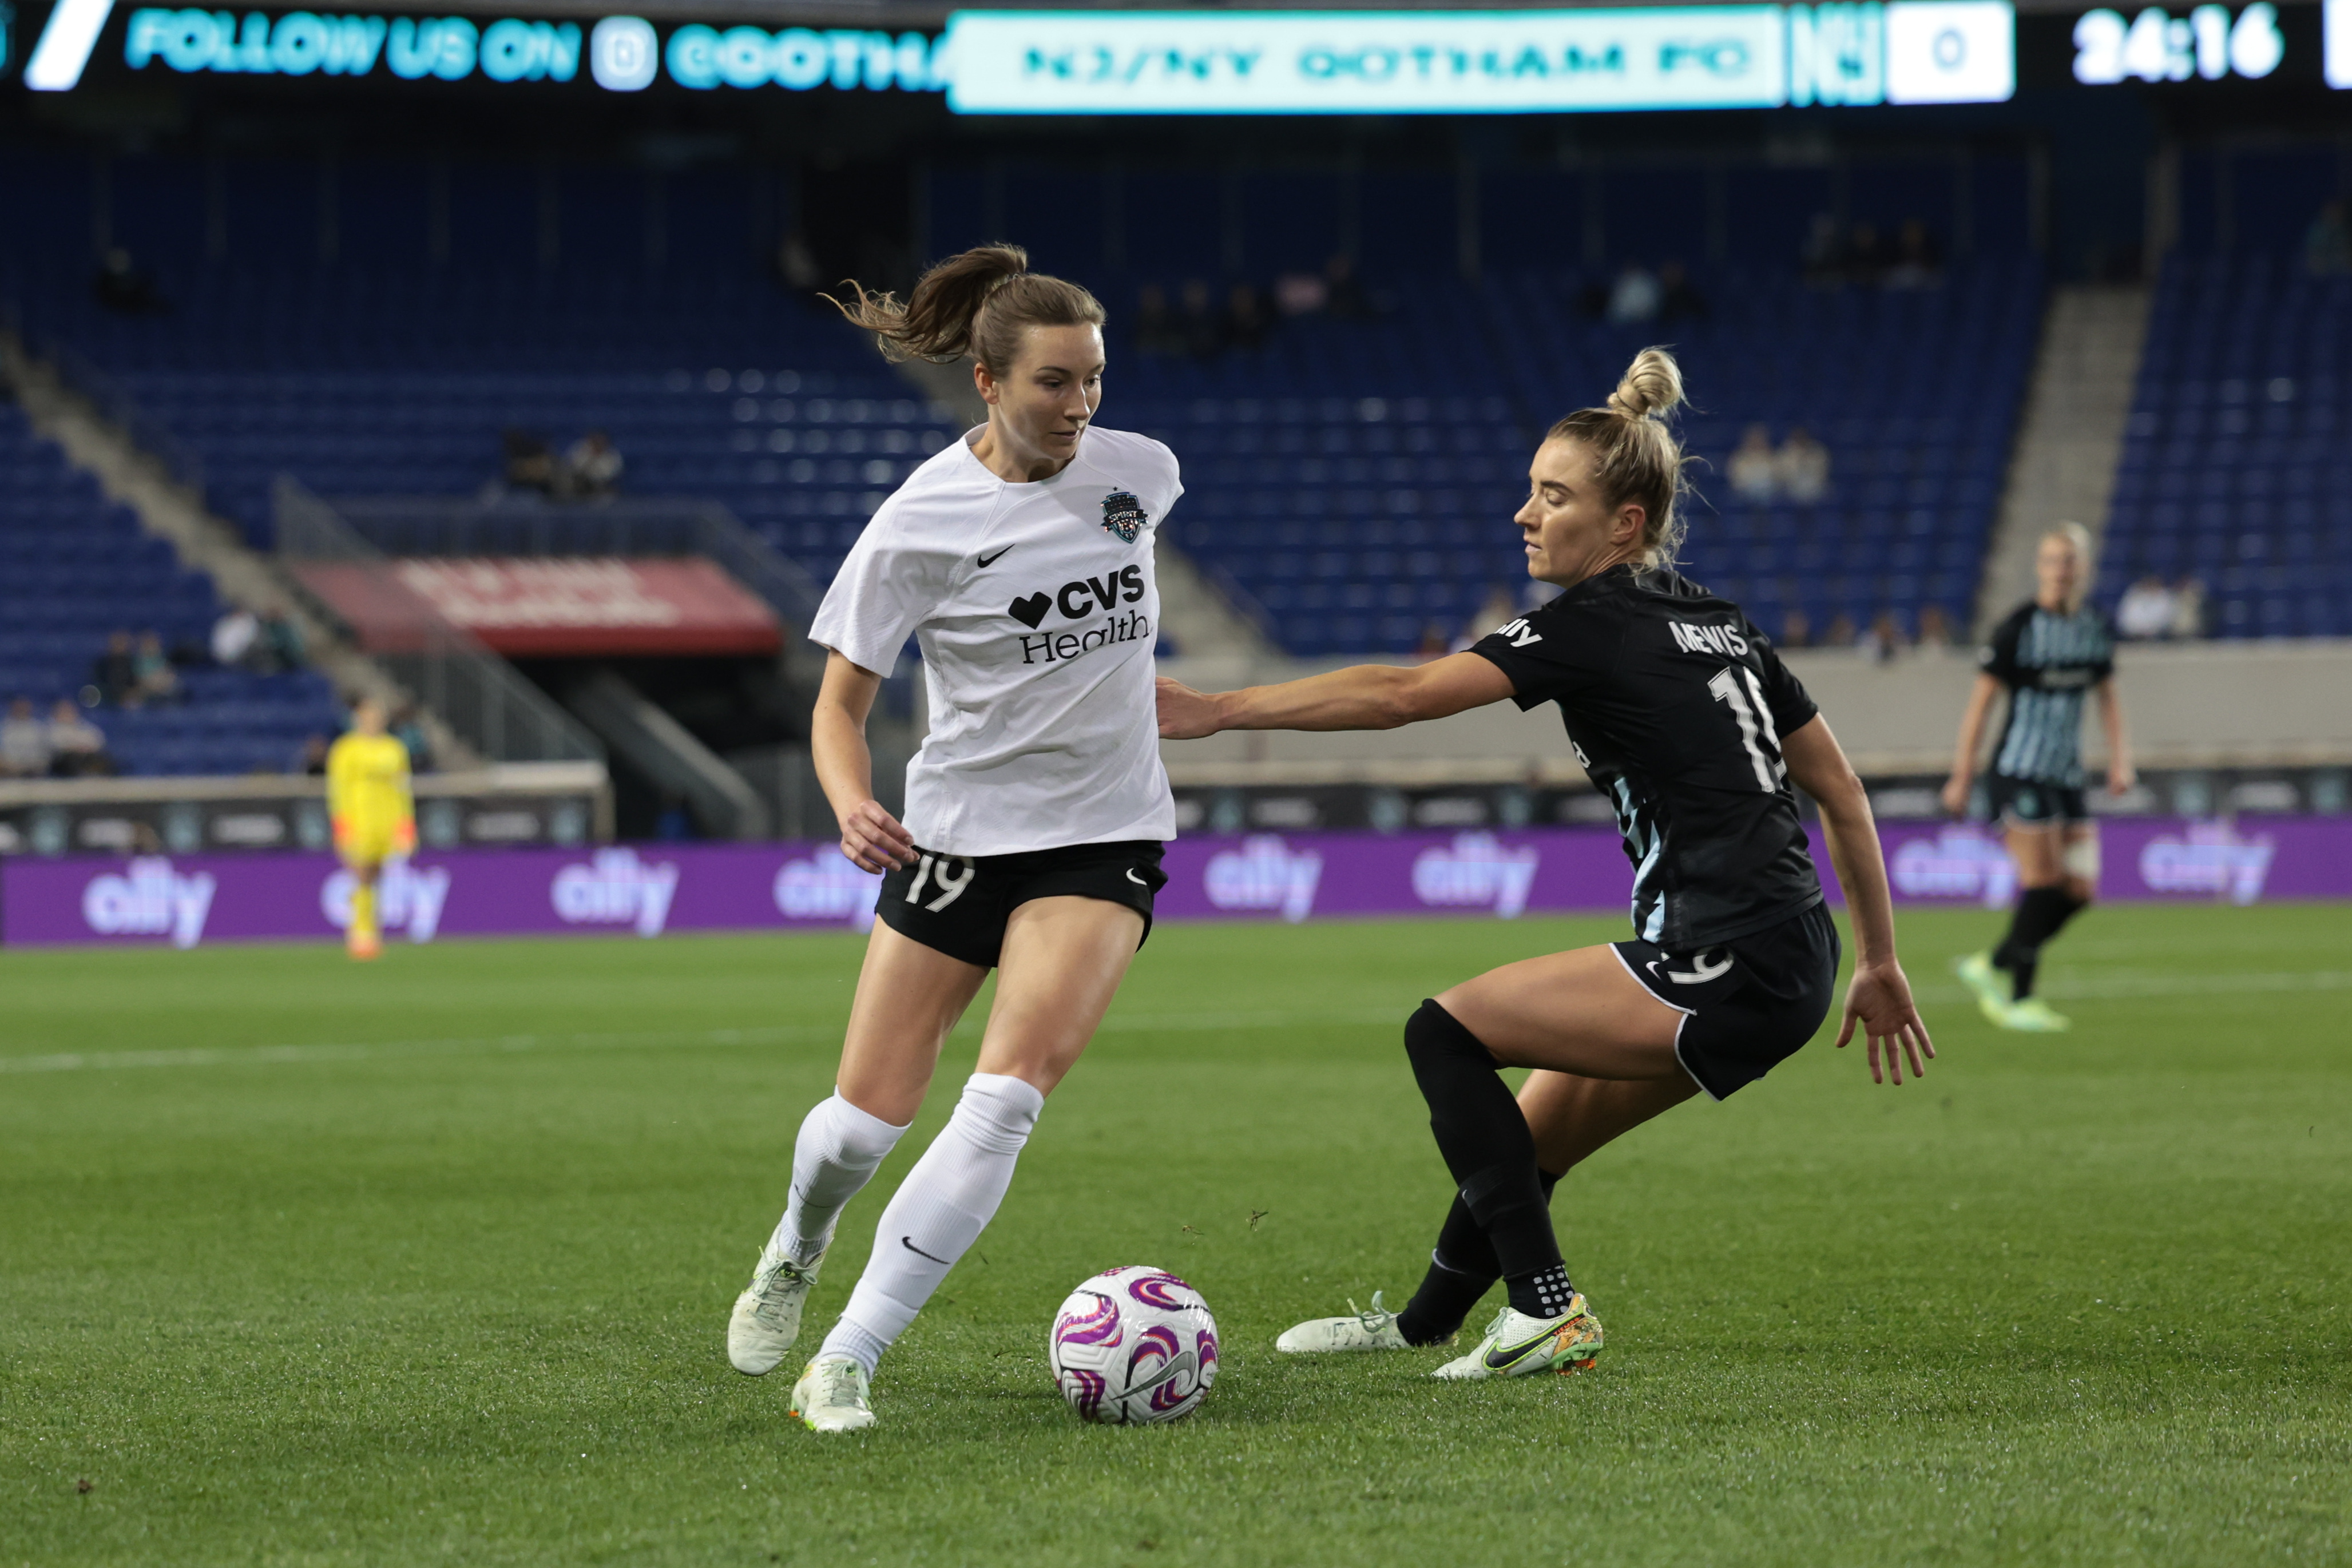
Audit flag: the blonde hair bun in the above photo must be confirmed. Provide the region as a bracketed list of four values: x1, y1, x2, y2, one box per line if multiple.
[1607, 347, 1685, 422]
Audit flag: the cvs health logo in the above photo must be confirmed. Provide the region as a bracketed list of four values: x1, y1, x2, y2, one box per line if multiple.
[1412, 833, 1541, 919]
[82, 858, 217, 949]
[1202, 835, 1322, 923]
[773, 852, 882, 930]
[551, 847, 679, 936]
[323, 858, 453, 942]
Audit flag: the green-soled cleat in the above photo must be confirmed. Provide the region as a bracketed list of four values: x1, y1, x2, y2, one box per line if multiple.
[1431, 1298, 1604, 1380]
[1954, 950, 2014, 1025]
[2002, 997, 2072, 1032]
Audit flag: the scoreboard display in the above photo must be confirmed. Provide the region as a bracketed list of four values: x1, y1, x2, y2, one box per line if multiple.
[7, 0, 2346, 108]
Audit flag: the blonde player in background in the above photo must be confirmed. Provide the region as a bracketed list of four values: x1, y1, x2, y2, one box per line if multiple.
[327, 696, 414, 960]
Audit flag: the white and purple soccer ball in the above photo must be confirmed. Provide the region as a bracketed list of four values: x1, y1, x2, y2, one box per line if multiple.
[1048, 1265, 1219, 1426]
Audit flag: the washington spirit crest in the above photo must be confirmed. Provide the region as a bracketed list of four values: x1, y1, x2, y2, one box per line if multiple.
[1100, 489, 1147, 543]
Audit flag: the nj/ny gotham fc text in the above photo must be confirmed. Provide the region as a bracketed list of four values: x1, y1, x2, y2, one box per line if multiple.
[1009, 565, 1150, 665]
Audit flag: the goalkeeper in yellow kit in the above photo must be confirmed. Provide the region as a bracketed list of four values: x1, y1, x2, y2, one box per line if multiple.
[327, 697, 415, 960]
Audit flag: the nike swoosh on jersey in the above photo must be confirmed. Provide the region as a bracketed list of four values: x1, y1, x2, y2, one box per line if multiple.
[1665, 951, 1734, 985]
[901, 1236, 954, 1266]
[975, 546, 1014, 568]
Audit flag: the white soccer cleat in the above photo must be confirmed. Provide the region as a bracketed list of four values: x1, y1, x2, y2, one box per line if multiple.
[1431, 1298, 1604, 1380]
[1275, 1291, 1413, 1353]
[789, 1355, 875, 1433]
[728, 1249, 824, 1376]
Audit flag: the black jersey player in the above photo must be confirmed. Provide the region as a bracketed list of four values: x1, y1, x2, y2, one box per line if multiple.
[1941, 522, 2133, 1032]
[1156, 349, 1932, 1378]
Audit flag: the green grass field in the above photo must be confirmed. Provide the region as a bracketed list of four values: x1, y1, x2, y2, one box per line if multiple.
[3, 904, 2348, 1566]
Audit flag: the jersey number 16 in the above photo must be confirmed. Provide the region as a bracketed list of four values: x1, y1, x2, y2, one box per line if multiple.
[1708, 666, 1786, 792]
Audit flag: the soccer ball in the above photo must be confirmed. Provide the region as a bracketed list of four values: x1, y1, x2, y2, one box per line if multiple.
[1048, 1265, 1219, 1425]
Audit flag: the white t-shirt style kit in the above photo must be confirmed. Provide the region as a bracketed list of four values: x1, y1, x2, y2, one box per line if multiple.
[809, 424, 1182, 858]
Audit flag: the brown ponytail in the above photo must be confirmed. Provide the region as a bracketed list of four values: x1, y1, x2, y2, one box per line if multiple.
[828, 243, 1106, 375]
[1546, 347, 1693, 569]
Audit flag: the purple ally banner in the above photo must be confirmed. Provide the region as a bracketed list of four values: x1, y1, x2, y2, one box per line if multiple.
[0, 817, 2339, 950]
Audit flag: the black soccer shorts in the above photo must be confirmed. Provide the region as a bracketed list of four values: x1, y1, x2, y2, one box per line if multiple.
[1984, 773, 2091, 827]
[1612, 901, 1841, 1101]
[874, 839, 1169, 970]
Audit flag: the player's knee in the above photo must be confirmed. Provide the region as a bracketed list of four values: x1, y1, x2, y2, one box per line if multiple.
[1404, 998, 1494, 1071]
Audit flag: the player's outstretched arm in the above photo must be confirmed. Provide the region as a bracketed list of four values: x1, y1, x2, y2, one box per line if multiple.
[812, 649, 918, 873]
[1783, 714, 1935, 1086]
[1157, 653, 1516, 739]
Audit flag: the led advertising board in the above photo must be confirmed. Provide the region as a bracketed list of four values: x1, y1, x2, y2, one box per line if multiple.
[942, 3, 2014, 114]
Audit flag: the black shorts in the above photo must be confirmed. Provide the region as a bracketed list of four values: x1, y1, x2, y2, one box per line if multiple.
[1984, 774, 2090, 827]
[1612, 902, 1841, 1101]
[875, 840, 1168, 970]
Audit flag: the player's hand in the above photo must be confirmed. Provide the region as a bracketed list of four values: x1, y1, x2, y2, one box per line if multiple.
[1938, 773, 1971, 816]
[1156, 677, 1224, 740]
[838, 798, 915, 874]
[2107, 763, 2136, 796]
[1835, 960, 1935, 1086]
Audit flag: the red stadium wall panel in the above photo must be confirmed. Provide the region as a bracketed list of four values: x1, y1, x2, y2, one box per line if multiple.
[293, 557, 781, 657]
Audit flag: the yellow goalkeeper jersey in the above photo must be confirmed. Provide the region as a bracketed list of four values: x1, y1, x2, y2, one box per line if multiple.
[327, 731, 413, 832]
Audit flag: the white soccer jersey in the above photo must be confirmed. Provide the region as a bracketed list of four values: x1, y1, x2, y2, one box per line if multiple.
[809, 424, 1180, 857]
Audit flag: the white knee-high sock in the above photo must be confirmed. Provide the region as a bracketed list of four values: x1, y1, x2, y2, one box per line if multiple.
[761, 1093, 909, 1270]
[820, 1072, 1044, 1374]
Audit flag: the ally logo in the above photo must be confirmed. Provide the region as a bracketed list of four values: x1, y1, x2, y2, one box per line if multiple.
[322, 858, 453, 943]
[772, 853, 882, 929]
[1889, 826, 2018, 907]
[1202, 835, 1323, 924]
[550, 847, 680, 936]
[1411, 832, 1541, 919]
[2138, 821, 2274, 905]
[81, 857, 218, 949]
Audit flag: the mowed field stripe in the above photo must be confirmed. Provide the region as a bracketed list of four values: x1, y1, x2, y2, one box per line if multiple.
[0, 1006, 1406, 1075]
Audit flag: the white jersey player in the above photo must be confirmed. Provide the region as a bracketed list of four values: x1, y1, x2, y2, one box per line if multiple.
[724, 244, 1183, 1433]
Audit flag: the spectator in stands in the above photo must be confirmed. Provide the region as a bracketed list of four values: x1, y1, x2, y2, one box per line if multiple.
[2306, 199, 2352, 277]
[1223, 283, 1270, 354]
[1823, 611, 1859, 647]
[1886, 219, 1943, 288]
[2117, 576, 2177, 640]
[296, 733, 331, 776]
[1178, 280, 1224, 359]
[1729, 424, 1780, 502]
[1605, 261, 1663, 325]
[212, 606, 261, 669]
[1863, 609, 1910, 664]
[564, 431, 624, 499]
[1781, 608, 1814, 648]
[1323, 253, 1372, 320]
[502, 429, 556, 495]
[1133, 284, 1182, 354]
[1918, 604, 1957, 649]
[1657, 261, 1708, 322]
[2168, 575, 2207, 638]
[1845, 222, 1887, 285]
[1777, 427, 1831, 504]
[47, 700, 111, 777]
[133, 630, 180, 705]
[1415, 622, 1451, 661]
[392, 703, 434, 774]
[259, 610, 307, 672]
[1, 698, 52, 778]
[1275, 268, 1328, 317]
[775, 231, 824, 293]
[1453, 585, 1520, 653]
[92, 247, 164, 315]
[92, 630, 141, 707]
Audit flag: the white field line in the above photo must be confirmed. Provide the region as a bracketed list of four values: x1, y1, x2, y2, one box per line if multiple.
[0, 1007, 1404, 1076]
[3, 972, 2339, 1077]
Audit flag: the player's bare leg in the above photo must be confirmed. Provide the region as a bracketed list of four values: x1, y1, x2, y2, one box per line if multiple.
[732, 924, 985, 1378]
[796, 897, 1143, 1430]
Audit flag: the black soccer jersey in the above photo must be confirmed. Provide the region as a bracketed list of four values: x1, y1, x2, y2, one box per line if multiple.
[1980, 601, 2115, 788]
[1471, 565, 1825, 949]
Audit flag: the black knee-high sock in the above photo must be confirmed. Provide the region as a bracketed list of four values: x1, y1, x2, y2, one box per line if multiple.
[1394, 1170, 1561, 1345]
[1401, 999, 1570, 1320]
[1992, 886, 2079, 1000]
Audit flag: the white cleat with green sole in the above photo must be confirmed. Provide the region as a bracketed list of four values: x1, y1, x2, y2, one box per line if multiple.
[728, 1249, 824, 1376]
[1275, 1291, 1412, 1353]
[789, 1355, 875, 1433]
[1431, 1299, 1604, 1380]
